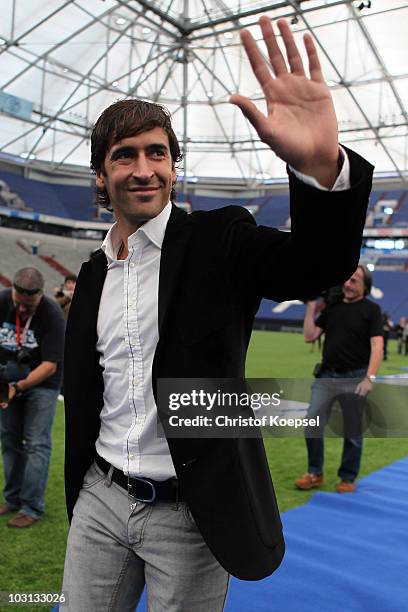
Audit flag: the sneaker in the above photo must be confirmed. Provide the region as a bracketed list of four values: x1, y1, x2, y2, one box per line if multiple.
[0, 503, 19, 516]
[7, 512, 38, 528]
[336, 481, 356, 493]
[295, 473, 324, 490]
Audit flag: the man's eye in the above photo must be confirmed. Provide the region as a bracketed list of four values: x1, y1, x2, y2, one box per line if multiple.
[151, 149, 166, 158]
[112, 150, 132, 161]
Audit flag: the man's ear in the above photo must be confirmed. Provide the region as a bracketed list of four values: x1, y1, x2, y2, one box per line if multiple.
[95, 171, 105, 190]
[171, 164, 177, 184]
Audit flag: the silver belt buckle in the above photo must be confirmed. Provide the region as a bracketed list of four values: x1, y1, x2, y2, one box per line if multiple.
[127, 476, 156, 503]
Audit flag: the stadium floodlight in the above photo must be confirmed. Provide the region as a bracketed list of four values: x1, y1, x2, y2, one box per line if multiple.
[374, 239, 396, 250]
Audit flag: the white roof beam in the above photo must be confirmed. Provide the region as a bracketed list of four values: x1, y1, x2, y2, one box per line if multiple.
[350, 4, 408, 124]
[25, 21, 136, 158]
[186, 0, 350, 34]
[1, 3, 121, 89]
[0, 0, 74, 58]
[117, 0, 182, 37]
[290, 1, 406, 183]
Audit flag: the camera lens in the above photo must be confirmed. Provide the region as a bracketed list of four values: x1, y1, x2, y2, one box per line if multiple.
[16, 349, 32, 366]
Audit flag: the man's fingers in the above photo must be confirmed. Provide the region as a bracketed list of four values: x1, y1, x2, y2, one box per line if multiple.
[240, 28, 274, 93]
[240, 17, 317, 92]
[277, 19, 305, 76]
[304, 33, 324, 82]
[259, 16, 288, 76]
[229, 94, 270, 136]
[354, 384, 367, 397]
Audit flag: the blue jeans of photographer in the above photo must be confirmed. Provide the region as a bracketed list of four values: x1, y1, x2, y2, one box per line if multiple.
[0, 386, 59, 519]
[305, 368, 367, 483]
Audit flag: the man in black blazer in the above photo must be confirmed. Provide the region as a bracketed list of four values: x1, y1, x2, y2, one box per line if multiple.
[62, 17, 373, 611]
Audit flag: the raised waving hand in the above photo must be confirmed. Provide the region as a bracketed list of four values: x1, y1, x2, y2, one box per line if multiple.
[230, 17, 340, 188]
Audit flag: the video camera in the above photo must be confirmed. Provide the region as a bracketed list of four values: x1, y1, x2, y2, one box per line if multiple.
[301, 285, 344, 306]
[54, 283, 65, 299]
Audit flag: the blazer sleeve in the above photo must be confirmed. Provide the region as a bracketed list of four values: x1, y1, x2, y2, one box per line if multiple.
[223, 146, 374, 302]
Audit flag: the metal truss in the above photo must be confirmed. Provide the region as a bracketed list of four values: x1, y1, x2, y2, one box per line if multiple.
[0, 0, 407, 185]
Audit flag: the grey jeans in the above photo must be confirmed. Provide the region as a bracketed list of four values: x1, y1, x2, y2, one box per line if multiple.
[61, 462, 230, 612]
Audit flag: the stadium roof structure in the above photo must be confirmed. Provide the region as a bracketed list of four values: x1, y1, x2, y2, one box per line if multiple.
[0, 0, 407, 189]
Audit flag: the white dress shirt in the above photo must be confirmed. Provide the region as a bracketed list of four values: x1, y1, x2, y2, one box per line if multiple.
[96, 202, 176, 480]
[95, 153, 351, 480]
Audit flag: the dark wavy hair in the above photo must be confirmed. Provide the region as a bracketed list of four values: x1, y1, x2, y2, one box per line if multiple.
[90, 99, 182, 210]
[357, 264, 372, 296]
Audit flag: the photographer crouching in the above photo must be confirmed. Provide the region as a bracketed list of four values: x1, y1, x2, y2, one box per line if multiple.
[0, 268, 65, 528]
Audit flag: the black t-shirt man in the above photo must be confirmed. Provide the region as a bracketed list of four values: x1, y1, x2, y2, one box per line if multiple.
[316, 298, 383, 372]
[296, 266, 384, 493]
[0, 288, 65, 390]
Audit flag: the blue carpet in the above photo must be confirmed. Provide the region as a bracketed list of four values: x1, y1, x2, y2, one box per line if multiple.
[224, 457, 408, 612]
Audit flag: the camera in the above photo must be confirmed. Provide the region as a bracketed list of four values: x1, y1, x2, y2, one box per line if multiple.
[55, 284, 65, 298]
[0, 352, 32, 384]
[301, 285, 344, 306]
[16, 348, 32, 367]
[321, 285, 344, 305]
[0, 363, 7, 383]
[0, 381, 8, 403]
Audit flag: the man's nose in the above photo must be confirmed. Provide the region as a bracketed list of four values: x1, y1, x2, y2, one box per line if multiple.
[131, 154, 154, 180]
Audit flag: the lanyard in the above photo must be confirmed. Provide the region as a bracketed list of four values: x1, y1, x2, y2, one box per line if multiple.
[15, 310, 32, 349]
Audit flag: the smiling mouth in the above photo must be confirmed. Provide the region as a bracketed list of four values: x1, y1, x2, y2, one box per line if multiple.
[127, 186, 160, 192]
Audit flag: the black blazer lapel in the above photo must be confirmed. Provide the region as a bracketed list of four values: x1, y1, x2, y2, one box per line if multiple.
[88, 249, 109, 313]
[71, 249, 107, 343]
[158, 204, 192, 335]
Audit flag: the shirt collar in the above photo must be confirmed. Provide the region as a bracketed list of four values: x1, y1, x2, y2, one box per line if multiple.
[101, 202, 172, 262]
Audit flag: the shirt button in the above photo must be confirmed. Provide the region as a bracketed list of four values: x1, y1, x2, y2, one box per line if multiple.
[129, 262, 135, 268]
[133, 378, 139, 386]
[129, 454, 135, 460]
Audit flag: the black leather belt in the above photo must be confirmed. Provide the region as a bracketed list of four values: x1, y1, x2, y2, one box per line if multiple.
[323, 367, 365, 375]
[95, 454, 181, 503]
